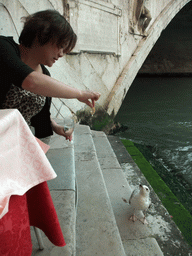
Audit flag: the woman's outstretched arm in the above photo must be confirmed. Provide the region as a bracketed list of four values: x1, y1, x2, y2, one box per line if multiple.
[22, 71, 100, 108]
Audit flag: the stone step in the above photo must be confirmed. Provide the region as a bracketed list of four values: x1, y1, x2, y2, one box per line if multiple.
[74, 125, 126, 256]
[92, 130, 164, 256]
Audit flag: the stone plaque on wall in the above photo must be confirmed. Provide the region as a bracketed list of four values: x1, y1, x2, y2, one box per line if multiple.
[70, 0, 122, 55]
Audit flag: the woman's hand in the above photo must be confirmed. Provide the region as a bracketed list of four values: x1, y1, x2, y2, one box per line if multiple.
[51, 119, 73, 141]
[77, 90, 101, 108]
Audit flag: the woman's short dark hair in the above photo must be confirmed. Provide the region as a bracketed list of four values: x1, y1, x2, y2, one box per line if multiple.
[19, 9, 77, 53]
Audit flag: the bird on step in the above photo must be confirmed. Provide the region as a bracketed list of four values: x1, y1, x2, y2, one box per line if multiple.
[122, 184, 151, 224]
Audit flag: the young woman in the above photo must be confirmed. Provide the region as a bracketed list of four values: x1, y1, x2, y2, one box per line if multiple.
[0, 9, 100, 140]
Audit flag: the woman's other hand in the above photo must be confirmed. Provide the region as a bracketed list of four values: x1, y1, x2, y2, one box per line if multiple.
[51, 119, 73, 141]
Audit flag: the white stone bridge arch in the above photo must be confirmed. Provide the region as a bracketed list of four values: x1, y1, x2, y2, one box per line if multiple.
[0, 0, 191, 125]
[104, 0, 192, 117]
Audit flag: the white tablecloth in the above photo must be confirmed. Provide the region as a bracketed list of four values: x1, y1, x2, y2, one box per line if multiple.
[0, 109, 57, 218]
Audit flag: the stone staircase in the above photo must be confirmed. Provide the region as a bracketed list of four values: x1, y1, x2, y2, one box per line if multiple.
[74, 125, 127, 256]
[31, 123, 165, 255]
[74, 125, 163, 256]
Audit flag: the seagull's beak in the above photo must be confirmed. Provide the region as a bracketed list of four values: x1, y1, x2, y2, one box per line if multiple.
[139, 184, 143, 188]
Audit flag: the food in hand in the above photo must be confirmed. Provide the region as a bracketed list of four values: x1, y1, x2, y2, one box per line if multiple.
[91, 107, 95, 115]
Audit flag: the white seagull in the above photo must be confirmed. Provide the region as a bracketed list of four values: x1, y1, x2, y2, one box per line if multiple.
[123, 184, 151, 224]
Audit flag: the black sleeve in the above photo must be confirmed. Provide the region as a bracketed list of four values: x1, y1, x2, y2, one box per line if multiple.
[0, 36, 34, 88]
[30, 97, 53, 138]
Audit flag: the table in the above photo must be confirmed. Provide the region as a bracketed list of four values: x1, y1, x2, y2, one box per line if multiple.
[0, 109, 66, 255]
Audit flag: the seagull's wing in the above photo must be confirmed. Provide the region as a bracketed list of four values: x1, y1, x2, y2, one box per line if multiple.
[129, 188, 138, 204]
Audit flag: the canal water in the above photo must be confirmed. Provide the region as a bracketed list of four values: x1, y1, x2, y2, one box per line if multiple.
[115, 76, 192, 212]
